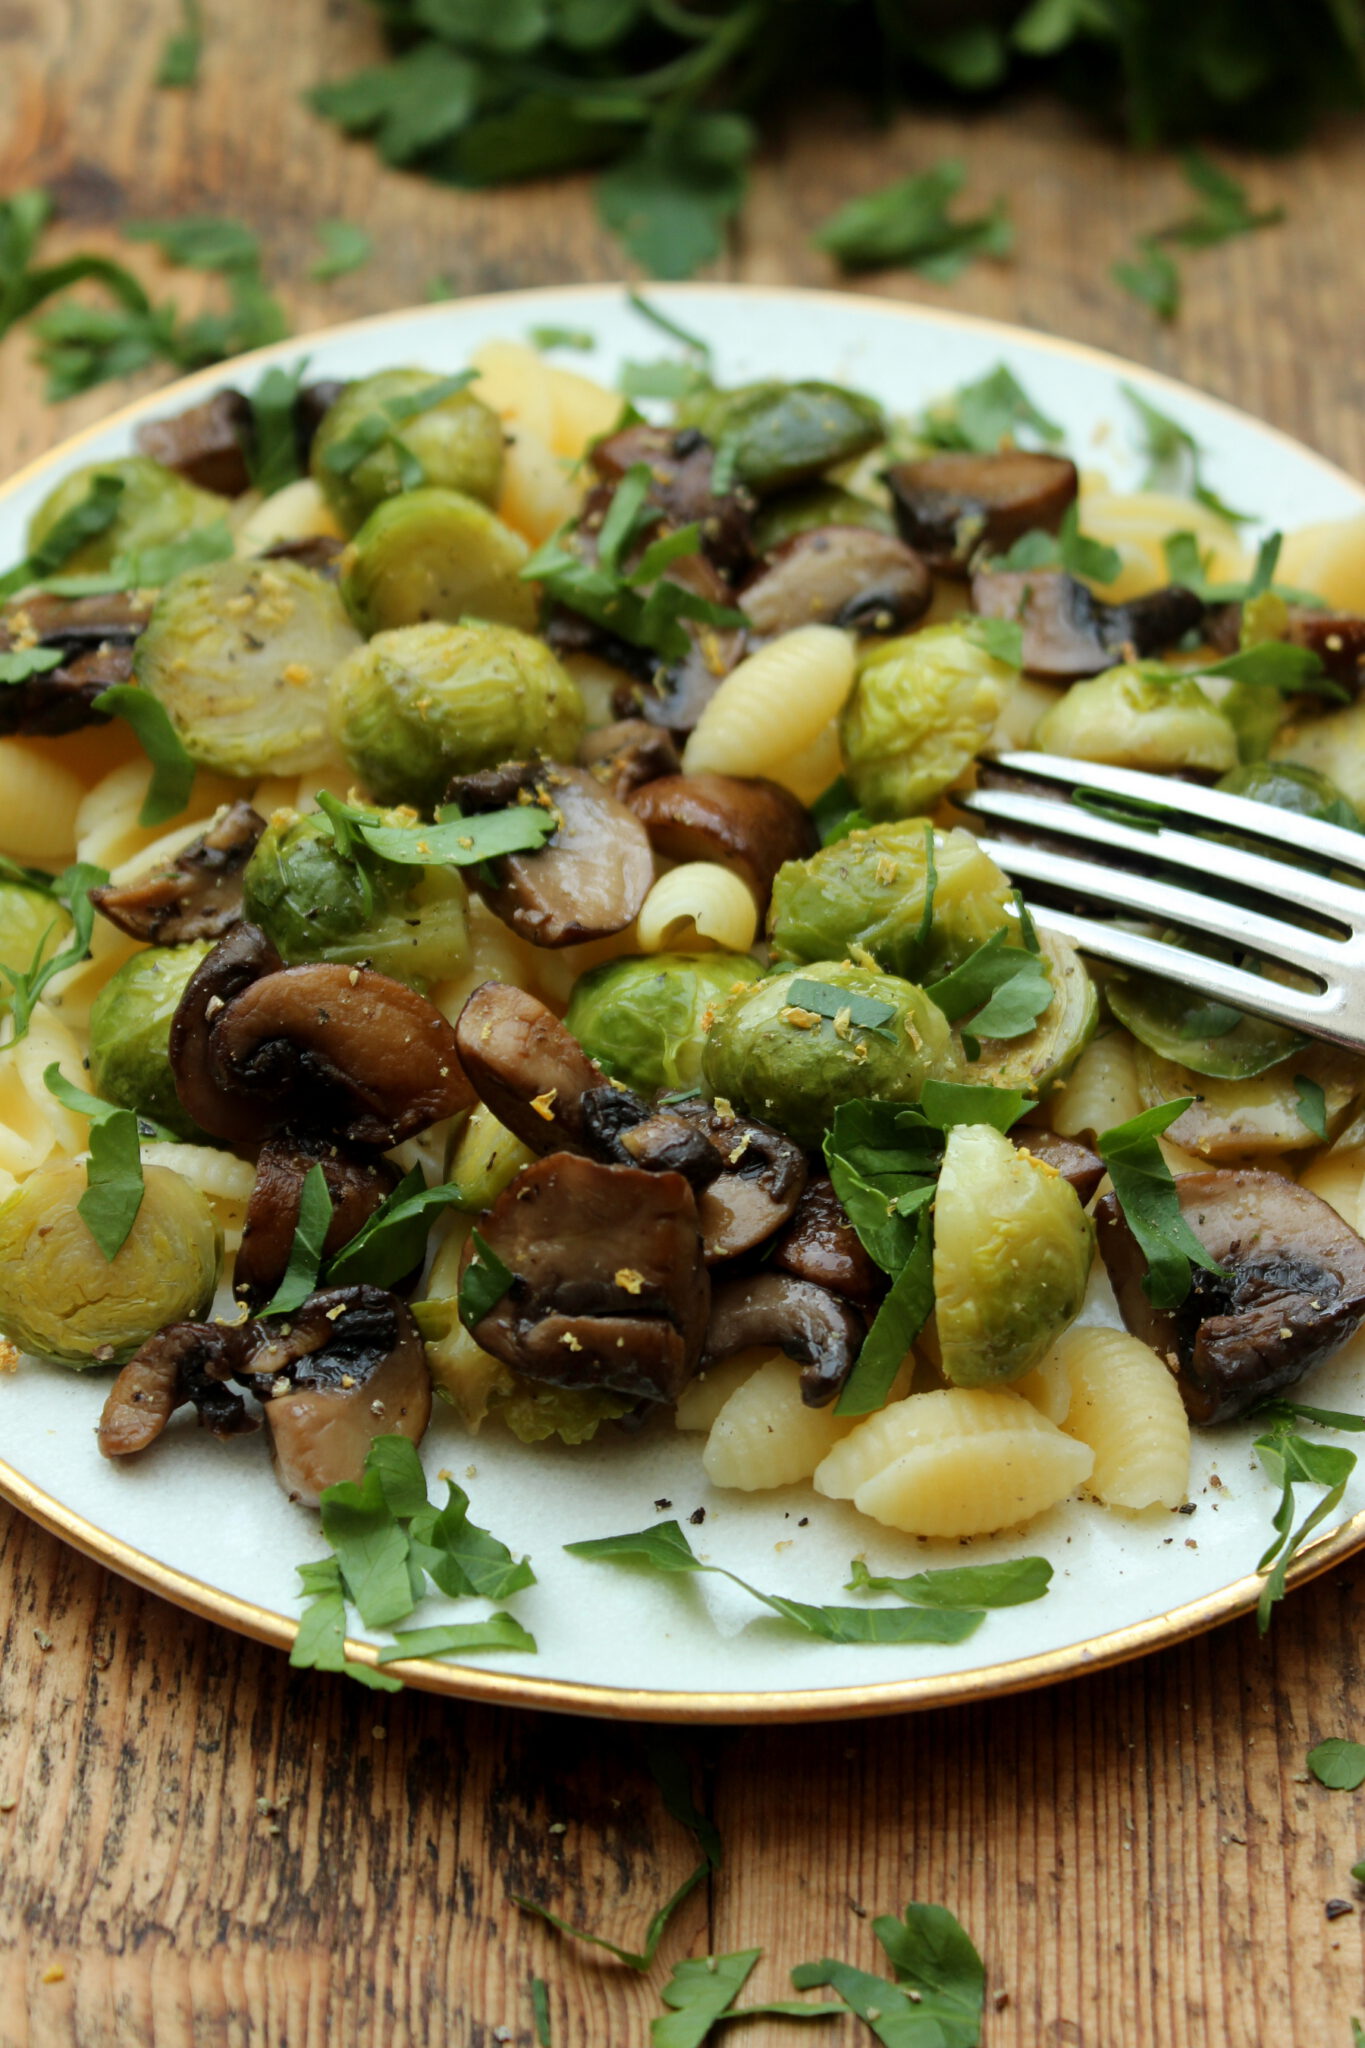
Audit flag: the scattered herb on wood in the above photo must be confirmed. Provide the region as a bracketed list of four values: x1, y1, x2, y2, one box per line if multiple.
[156, 0, 203, 87]
[309, 220, 373, 282]
[1308, 1739, 1365, 1792]
[794, 1899, 986, 2047]
[653, 1949, 841, 2045]
[814, 158, 1012, 277]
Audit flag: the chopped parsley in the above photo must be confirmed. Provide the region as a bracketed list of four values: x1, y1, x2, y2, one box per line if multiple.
[1096, 1099, 1228, 1309]
[814, 158, 1012, 278]
[42, 1065, 146, 1260]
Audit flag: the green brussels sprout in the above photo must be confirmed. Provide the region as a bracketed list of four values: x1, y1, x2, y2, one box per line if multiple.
[839, 624, 1015, 819]
[964, 930, 1098, 1095]
[89, 942, 214, 1140]
[446, 1102, 537, 1214]
[1218, 759, 1363, 828]
[135, 557, 362, 777]
[1106, 952, 1306, 1082]
[565, 951, 764, 1096]
[340, 488, 537, 637]
[27, 456, 227, 574]
[677, 380, 884, 496]
[241, 811, 467, 986]
[752, 484, 895, 553]
[1034, 664, 1237, 774]
[933, 1121, 1093, 1387]
[0, 1159, 221, 1368]
[311, 369, 504, 534]
[701, 959, 960, 1149]
[768, 823, 1014, 983]
[417, 1282, 628, 1440]
[0, 883, 72, 1014]
[327, 619, 585, 810]
[494, 1381, 633, 1444]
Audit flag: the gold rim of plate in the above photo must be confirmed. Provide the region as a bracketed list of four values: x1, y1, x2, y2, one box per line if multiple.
[1, 281, 1362, 1723]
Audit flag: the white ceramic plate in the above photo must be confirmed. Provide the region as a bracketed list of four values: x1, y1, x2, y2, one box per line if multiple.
[3, 284, 1365, 1723]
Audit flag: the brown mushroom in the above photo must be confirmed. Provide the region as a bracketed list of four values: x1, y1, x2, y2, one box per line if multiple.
[244, 1285, 431, 1504]
[702, 1271, 865, 1407]
[233, 1134, 407, 1311]
[135, 389, 253, 496]
[1096, 1169, 1365, 1423]
[665, 1098, 808, 1264]
[578, 718, 682, 801]
[1206, 602, 1365, 692]
[259, 534, 346, 579]
[588, 421, 755, 579]
[0, 591, 151, 737]
[885, 451, 1079, 572]
[1011, 1129, 1106, 1205]
[91, 800, 264, 945]
[448, 762, 654, 947]
[170, 922, 286, 1146]
[969, 567, 1206, 681]
[627, 772, 818, 909]
[771, 1175, 882, 1303]
[579, 1085, 724, 1188]
[465, 1152, 710, 1403]
[98, 1321, 257, 1458]
[740, 526, 932, 641]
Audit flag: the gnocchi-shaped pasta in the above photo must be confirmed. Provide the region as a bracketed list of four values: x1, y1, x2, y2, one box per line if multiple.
[814, 1387, 1093, 1537]
[1052, 1326, 1190, 1511]
[74, 759, 235, 875]
[1013, 1344, 1072, 1425]
[1300, 1147, 1365, 1234]
[1277, 511, 1365, 614]
[0, 740, 87, 865]
[702, 1355, 854, 1490]
[682, 626, 856, 779]
[236, 478, 343, 556]
[1048, 1025, 1141, 1142]
[989, 675, 1064, 753]
[0, 1002, 90, 1182]
[675, 1350, 770, 1432]
[139, 1141, 257, 1253]
[635, 863, 757, 955]
[1077, 478, 1246, 602]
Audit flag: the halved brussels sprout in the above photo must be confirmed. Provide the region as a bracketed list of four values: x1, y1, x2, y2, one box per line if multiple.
[89, 941, 214, 1141]
[311, 369, 505, 534]
[752, 484, 895, 553]
[701, 959, 960, 1149]
[28, 456, 227, 574]
[565, 951, 764, 1096]
[1133, 1039, 1364, 1159]
[339, 488, 537, 637]
[1034, 663, 1237, 774]
[135, 557, 362, 777]
[677, 380, 884, 496]
[241, 811, 467, 987]
[0, 1159, 221, 1368]
[768, 823, 1014, 982]
[965, 930, 1098, 1094]
[839, 623, 1015, 819]
[933, 1122, 1093, 1387]
[0, 883, 72, 1014]
[1218, 759, 1363, 828]
[327, 619, 585, 810]
[447, 1101, 537, 1214]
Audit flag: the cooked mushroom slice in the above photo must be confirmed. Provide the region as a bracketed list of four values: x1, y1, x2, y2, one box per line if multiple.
[91, 800, 265, 945]
[579, 1085, 723, 1188]
[588, 421, 755, 578]
[233, 1135, 406, 1311]
[98, 1321, 257, 1458]
[970, 568, 1206, 681]
[1011, 1129, 1106, 1206]
[578, 718, 682, 801]
[245, 1286, 430, 1505]
[740, 526, 932, 642]
[448, 762, 654, 946]
[885, 452, 1078, 573]
[1207, 603, 1365, 691]
[1096, 1169, 1365, 1423]
[259, 534, 346, 579]
[703, 1271, 865, 1407]
[135, 389, 253, 496]
[665, 1098, 808, 1264]
[771, 1175, 882, 1303]
[627, 772, 818, 909]
[170, 921, 286, 1146]
[0, 590, 151, 737]
[465, 1153, 710, 1403]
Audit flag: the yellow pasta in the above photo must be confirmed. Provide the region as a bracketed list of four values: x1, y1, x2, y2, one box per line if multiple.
[1077, 478, 1246, 601]
[0, 1003, 90, 1182]
[1048, 1025, 1141, 1141]
[682, 626, 856, 779]
[814, 1387, 1093, 1537]
[1014, 1345, 1072, 1425]
[139, 1142, 256, 1251]
[675, 1349, 774, 1433]
[635, 863, 757, 955]
[760, 721, 846, 807]
[74, 760, 236, 875]
[1300, 1146, 1365, 1233]
[1053, 1326, 1190, 1511]
[989, 675, 1064, 753]
[498, 422, 582, 546]
[703, 1356, 854, 1491]
[1278, 511, 1365, 613]
[470, 340, 618, 460]
[0, 740, 86, 864]
[235, 478, 342, 555]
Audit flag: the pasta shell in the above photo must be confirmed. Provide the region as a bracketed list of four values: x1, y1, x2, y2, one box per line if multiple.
[1054, 1327, 1190, 1511]
[702, 1356, 853, 1490]
[682, 626, 855, 778]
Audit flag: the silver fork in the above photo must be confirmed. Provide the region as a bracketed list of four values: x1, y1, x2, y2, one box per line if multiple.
[956, 751, 1365, 1052]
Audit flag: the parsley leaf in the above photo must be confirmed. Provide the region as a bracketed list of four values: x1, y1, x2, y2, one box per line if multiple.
[925, 928, 1054, 1055]
[1, 863, 104, 1043]
[261, 1162, 333, 1315]
[376, 1614, 536, 1663]
[651, 1949, 841, 2045]
[309, 44, 481, 167]
[625, 291, 713, 363]
[915, 364, 1064, 454]
[327, 1165, 465, 1290]
[959, 614, 1023, 668]
[309, 220, 372, 282]
[1158, 151, 1284, 251]
[994, 502, 1122, 585]
[597, 113, 753, 279]
[1122, 385, 1250, 524]
[810, 776, 875, 846]
[319, 1460, 420, 1630]
[90, 684, 197, 827]
[532, 1977, 552, 2047]
[1307, 1738, 1365, 1792]
[794, 1900, 985, 2048]
[124, 215, 262, 269]
[290, 1556, 405, 1692]
[1097, 1098, 1228, 1309]
[0, 472, 126, 601]
[408, 1478, 536, 1601]
[834, 1209, 937, 1417]
[0, 646, 63, 686]
[1253, 1415, 1357, 1630]
[156, 0, 203, 87]
[785, 976, 900, 1044]
[43, 1065, 146, 1260]
[1113, 235, 1182, 320]
[316, 792, 558, 868]
[845, 1554, 1053, 1608]
[814, 158, 1012, 278]
[458, 1227, 515, 1329]
[530, 325, 595, 352]
[247, 359, 308, 496]
[1294, 1074, 1330, 1142]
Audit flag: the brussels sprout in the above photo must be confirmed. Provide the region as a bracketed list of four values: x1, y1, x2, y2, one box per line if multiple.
[701, 959, 960, 1149]
[28, 456, 227, 574]
[89, 941, 214, 1140]
[135, 557, 362, 777]
[447, 1102, 537, 1214]
[565, 951, 764, 1096]
[1034, 664, 1237, 774]
[966, 930, 1098, 1094]
[494, 1381, 633, 1444]
[1218, 760, 1364, 828]
[752, 484, 895, 553]
[1106, 961, 1307, 1081]
[933, 1122, 1093, 1387]
[677, 381, 885, 496]
[311, 369, 504, 534]
[839, 624, 1015, 819]
[241, 811, 467, 986]
[340, 488, 537, 637]
[0, 1159, 221, 1368]
[768, 823, 1014, 982]
[327, 620, 585, 810]
[0, 883, 72, 1013]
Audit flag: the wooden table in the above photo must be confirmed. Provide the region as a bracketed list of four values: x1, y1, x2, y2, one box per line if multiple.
[4, 7, 1365, 2042]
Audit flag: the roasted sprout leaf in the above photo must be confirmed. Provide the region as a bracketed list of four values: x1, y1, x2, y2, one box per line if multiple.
[91, 683, 198, 827]
[1097, 1098, 1228, 1309]
[1307, 1738, 1365, 1791]
[261, 1162, 334, 1315]
[846, 1555, 1053, 1609]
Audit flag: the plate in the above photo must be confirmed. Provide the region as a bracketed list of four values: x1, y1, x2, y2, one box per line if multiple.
[2, 283, 1365, 1724]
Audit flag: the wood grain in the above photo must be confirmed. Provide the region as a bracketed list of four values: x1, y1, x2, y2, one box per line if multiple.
[3, 3, 1365, 2043]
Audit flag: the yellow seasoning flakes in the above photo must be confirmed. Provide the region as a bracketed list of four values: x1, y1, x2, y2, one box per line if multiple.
[875, 855, 899, 887]
[282, 662, 314, 688]
[832, 1005, 853, 1041]
[615, 1267, 645, 1295]
[530, 1087, 559, 1120]
[0, 1338, 18, 1374]
[41, 1967, 64, 1985]
[560, 1330, 583, 1351]
[780, 1005, 821, 1030]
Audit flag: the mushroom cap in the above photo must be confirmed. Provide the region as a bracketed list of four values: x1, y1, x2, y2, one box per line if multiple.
[98, 1321, 256, 1458]
[233, 1135, 407, 1311]
[702, 1270, 866, 1407]
[450, 762, 654, 947]
[771, 1174, 882, 1304]
[885, 450, 1078, 571]
[627, 771, 817, 909]
[740, 525, 932, 642]
[92, 800, 264, 946]
[969, 568, 1206, 681]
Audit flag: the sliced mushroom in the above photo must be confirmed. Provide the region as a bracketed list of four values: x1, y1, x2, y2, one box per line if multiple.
[1096, 1169, 1365, 1423]
[244, 1285, 431, 1505]
[170, 922, 286, 1147]
[665, 1098, 808, 1264]
[885, 452, 1079, 573]
[91, 800, 264, 945]
[1011, 1129, 1106, 1205]
[1207, 602, 1365, 692]
[740, 526, 932, 641]
[579, 1085, 723, 1188]
[588, 421, 755, 579]
[135, 389, 253, 496]
[259, 534, 346, 579]
[703, 1271, 865, 1407]
[771, 1175, 882, 1303]
[233, 1134, 406, 1311]
[448, 762, 654, 946]
[969, 568, 1206, 681]
[98, 1321, 257, 1458]
[627, 772, 818, 909]
[0, 590, 151, 737]
[578, 718, 682, 801]
[466, 1153, 710, 1402]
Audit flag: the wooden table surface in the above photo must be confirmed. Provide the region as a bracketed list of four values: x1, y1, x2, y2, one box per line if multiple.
[5, 7, 1365, 2044]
